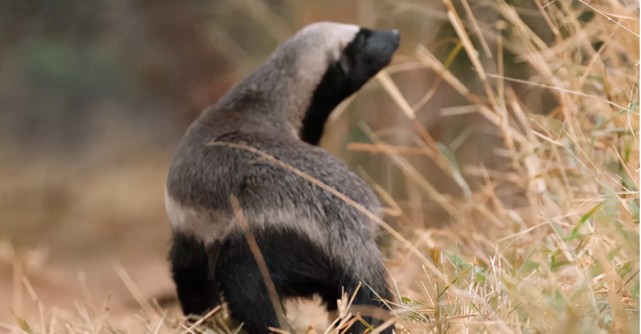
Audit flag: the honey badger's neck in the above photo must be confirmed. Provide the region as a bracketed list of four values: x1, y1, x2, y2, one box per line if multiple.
[201, 22, 400, 145]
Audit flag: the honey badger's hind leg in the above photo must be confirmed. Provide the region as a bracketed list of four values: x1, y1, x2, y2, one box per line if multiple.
[335, 269, 394, 333]
[215, 229, 337, 334]
[169, 232, 222, 316]
[320, 247, 394, 334]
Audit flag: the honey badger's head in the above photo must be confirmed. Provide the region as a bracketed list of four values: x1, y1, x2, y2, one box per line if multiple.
[294, 22, 400, 144]
[217, 22, 400, 145]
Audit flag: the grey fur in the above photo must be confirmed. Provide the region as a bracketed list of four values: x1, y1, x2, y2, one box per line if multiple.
[165, 22, 394, 287]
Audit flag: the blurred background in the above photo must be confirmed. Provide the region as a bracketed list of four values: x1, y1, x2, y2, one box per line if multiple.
[0, 0, 637, 332]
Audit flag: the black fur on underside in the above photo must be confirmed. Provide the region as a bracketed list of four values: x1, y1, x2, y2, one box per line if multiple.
[169, 229, 392, 334]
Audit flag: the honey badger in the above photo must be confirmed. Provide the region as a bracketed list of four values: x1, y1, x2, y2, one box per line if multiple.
[165, 22, 400, 333]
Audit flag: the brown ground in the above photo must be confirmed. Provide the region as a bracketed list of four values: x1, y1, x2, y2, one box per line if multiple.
[0, 148, 181, 327]
[0, 149, 358, 332]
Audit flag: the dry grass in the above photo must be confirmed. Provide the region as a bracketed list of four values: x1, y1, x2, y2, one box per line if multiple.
[374, 1, 639, 333]
[2, 0, 639, 333]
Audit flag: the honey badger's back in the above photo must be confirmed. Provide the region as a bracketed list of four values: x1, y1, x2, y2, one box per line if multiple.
[165, 22, 399, 334]
[166, 117, 383, 249]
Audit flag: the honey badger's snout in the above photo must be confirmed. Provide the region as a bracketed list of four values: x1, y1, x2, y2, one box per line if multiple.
[366, 29, 400, 66]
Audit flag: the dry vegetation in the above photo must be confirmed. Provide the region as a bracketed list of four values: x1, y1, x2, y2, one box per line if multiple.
[1, 0, 638, 333]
